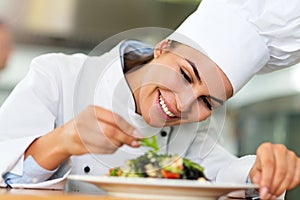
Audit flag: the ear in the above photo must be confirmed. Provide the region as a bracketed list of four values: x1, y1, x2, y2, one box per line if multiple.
[154, 39, 170, 58]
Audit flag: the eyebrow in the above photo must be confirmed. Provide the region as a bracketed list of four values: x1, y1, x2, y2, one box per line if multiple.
[185, 58, 201, 82]
[184, 58, 224, 106]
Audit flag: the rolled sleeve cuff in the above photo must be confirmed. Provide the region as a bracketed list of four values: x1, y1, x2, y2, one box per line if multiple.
[4, 156, 58, 185]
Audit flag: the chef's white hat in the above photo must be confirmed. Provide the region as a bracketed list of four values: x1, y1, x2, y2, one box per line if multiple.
[168, 0, 269, 94]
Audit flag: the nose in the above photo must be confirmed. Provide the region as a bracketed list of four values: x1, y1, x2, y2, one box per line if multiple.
[176, 88, 201, 112]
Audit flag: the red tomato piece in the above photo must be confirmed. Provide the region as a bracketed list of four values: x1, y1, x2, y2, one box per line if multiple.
[161, 169, 180, 179]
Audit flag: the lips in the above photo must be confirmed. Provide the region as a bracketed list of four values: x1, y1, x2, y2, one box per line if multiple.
[159, 94, 176, 118]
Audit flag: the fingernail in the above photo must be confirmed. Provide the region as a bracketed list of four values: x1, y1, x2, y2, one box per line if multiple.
[260, 186, 268, 199]
[131, 140, 140, 147]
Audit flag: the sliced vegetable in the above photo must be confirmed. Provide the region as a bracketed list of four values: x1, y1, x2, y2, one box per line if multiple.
[161, 169, 180, 179]
[109, 167, 122, 176]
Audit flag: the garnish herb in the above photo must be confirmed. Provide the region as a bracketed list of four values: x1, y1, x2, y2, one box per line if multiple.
[139, 135, 159, 152]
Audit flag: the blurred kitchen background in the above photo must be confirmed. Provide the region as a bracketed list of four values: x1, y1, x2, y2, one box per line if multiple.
[0, 0, 299, 199]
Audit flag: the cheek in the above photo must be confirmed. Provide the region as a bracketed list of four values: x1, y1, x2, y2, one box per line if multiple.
[141, 104, 167, 127]
[138, 86, 157, 115]
[143, 64, 189, 93]
[186, 102, 211, 122]
[138, 87, 169, 127]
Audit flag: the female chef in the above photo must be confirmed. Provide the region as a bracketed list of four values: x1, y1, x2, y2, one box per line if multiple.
[1, 0, 300, 199]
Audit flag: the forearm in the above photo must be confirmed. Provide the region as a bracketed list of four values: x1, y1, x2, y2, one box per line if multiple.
[24, 126, 72, 171]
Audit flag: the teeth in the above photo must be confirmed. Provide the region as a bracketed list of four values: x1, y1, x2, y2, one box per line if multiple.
[159, 95, 175, 117]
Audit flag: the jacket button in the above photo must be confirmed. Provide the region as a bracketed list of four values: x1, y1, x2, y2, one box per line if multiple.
[84, 166, 90, 173]
[160, 131, 167, 137]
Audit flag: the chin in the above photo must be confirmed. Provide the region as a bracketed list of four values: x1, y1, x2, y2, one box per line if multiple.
[142, 114, 166, 128]
[149, 122, 166, 128]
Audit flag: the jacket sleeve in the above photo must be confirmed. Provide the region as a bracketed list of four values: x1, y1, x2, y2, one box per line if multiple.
[3, 155, 71, 188]
[0, 54, 67, 189]
[216, 154, 256, 183]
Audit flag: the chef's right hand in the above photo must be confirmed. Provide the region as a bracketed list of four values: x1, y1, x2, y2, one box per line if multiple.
[249, 143, 300, 199]
[61, 105, 142, 156]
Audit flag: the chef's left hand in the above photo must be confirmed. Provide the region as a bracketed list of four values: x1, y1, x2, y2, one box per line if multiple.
[249, 143, 300, 199]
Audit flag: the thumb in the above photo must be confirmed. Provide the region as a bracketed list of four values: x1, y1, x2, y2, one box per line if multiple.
[251, 170, 261, 184]
[250, 159, 262, 184]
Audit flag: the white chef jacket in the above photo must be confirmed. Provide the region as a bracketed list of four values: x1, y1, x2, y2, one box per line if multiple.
[0, 41, 256, 191]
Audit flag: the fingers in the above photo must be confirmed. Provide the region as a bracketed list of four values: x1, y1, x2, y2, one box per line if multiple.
[92, 105, 142, 147]
[287, 154, 300, 190]
[253, 143, 300, 199]
[269, 145, 290, 196]
[93, 105, 142, 138]
[274, 150, 297, 196]
[249, 156, 262, 186]
[256, 143, 276, 190]
[290, 158, 300, 189]
[100, 121, 140, 148]
[71, 105, 142, 155]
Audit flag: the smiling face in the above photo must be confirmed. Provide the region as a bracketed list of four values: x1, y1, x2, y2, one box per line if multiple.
[125, 40, 233, 127]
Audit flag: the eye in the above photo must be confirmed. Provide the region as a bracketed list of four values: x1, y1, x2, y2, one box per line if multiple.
[200, 96, 212, 111]
[180, 68, 192, 83]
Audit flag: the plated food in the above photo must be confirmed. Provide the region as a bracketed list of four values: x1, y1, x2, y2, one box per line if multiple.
[68, 136, 257, 200]
[109, 135, 207, 180]
[109, 150, 207, 180]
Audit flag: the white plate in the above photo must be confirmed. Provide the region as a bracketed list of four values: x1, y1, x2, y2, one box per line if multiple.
[68, 175, 258, 200]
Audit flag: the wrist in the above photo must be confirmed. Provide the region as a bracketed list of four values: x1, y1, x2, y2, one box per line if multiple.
[58, 120, 88, 156]
[25, 128, 71, 170]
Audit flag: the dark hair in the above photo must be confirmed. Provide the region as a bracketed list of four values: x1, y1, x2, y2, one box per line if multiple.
[123, 43, 154, 72]
[123, 39, 182, 72]
[168, 40, 181, 49]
